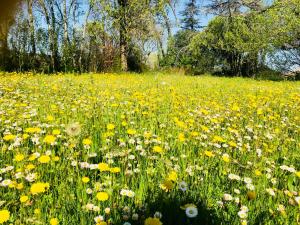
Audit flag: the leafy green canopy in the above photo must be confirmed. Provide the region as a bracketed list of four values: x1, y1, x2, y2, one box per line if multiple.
[188, 0, 300, 76]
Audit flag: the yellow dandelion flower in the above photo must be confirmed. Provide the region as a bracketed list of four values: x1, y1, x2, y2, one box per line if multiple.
[167, 171, 178, 182]
[14, 154, 25, 162]
[127, 129, 136, 135]
[178, 133, 185, 142]
[30, 182, 50, 195]
[96, 192, 109, 201]
[16, 183, 24, 190]
[0, 209, 10, 224]
[98, 163, 110, 172]
[175, 120, 186, 128]
[52, 129, 61, 135]
[228, 141, 237, 148]
[257, 108, 263, 115]
[29, 154, 37, 161]
[38, 155, 51, 164]
[97, 222, 107, 225]
[232, 104, 240, 111]
[8, 182, 16, 189]
[103, 132, 114, 138]
[20, 195, 29, 203]
[160, 179, 174, 192]
[82, 138, 92, 145]
[82, 177, 90, 183]
[204, 151, 214, 157]
[255, 170, 262, 176]
[222, 154, 230, 163]
[50, 218, 59, 225]
[23, 133, 29, 139]
[47, 115, 54, 121]
[3, 134, 16, 141]
[144, 217, 162, 225]
[153, 146, 163, 153]
[143, 131, 152, 139]
[107, 124, 115, 130]
[25, 127, 41, 133]
[212, 136, 225, 143]
[44, 135, 56, 144]
[53, 156, 60, 161]
[201, 125, 209, 132]
[110, 167, 121, 173]
[191, 131, 199, 137]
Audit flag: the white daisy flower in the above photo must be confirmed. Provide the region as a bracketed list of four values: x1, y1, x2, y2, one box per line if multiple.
[185, 206, 198, 218]
[223, 193, 233, 201]
[94, 215, 104, 223]
[238, 210, 248, 219]
[154, 211, 162, 219]
[178, 181, 188, 192]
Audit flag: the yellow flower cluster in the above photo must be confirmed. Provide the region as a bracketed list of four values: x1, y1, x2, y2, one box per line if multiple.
[0, 74, 299, 225]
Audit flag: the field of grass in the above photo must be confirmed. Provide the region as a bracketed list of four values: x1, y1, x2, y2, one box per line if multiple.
[0, 73, 299, 225]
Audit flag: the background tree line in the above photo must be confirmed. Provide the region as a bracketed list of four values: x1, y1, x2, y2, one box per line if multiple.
[0, 0, 299, 79]
[0, 0, 174, 73]
[162, 0, 300, 80]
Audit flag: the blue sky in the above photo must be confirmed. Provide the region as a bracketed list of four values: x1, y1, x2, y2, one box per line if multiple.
[171, 0, 274, 34]
[170, 0, 213, 35]
[35, 0, 214, 37]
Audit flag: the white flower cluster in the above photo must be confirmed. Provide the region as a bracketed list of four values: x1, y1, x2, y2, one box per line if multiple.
[120, 189, 135, 198]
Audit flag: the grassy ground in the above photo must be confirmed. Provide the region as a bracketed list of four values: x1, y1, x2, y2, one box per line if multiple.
[0, 73, 299, 225]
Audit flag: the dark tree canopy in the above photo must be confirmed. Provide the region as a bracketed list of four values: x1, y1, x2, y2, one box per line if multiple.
[0, 0, 299, 80]
[180, 0, 202, 31]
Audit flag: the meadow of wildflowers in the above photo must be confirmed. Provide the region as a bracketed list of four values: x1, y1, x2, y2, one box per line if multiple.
[0, 73, 299, 225]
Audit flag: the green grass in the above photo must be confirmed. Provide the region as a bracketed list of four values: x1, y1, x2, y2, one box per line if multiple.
[0, 73, 299, 225]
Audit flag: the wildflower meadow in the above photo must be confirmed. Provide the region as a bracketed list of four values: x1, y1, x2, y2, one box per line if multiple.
[0, 73, 299, 225]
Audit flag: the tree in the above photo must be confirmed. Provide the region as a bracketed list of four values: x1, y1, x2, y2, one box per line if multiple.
[27, 0, 36, 55]
[118, 0, 128, 71]
[189, 0, 300, 77]
[37, 0, 59, 72]
[94, 0, 174, 71]
[180, 0, 201, 31]
[206, 0, 264, 16]
[190, 13, 269, 76]
[0, 0, 22, 70]
[161, 30, 196, 68]
[260, 0, 300, 78]
[185, 0, 267, 76]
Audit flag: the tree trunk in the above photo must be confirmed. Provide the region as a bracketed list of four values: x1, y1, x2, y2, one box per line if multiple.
[50, 0, 59, 72]
[0, 30, 9, 70]
[72, 1, 78, 71]
[120, 37, 128, 72]
[28, 0, 36, 55]
[63, 0, 69, 71]
[162, 12, 171, 38]
[38, 0, 59, 73]
[79, 4, 91, 73]
[118, 0, 128, 72]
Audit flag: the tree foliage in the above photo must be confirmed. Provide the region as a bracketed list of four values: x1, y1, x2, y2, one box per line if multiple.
[0, 0, 300, 79]
[162, 0, 300, 79]
[0, 0, 174, 73]
[180, 0, 201, 31]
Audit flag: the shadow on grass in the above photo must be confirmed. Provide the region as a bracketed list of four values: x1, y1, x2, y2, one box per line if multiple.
[142, 191, 221, 225]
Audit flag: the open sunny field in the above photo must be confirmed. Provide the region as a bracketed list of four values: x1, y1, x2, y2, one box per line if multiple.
[0, 73, 299, 225]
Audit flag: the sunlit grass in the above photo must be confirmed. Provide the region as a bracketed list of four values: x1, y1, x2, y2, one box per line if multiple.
[0, 73, 299, 225]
